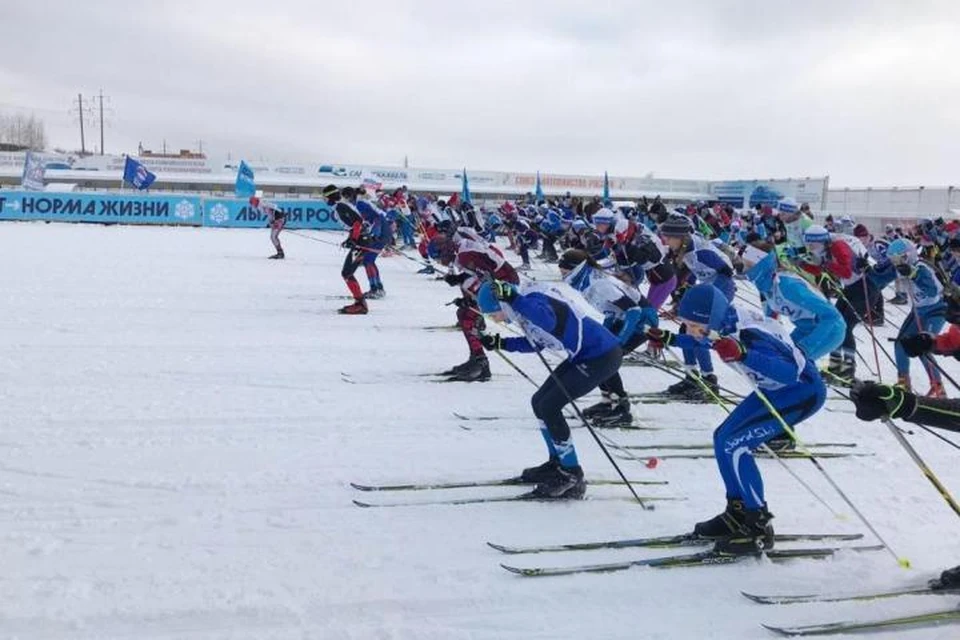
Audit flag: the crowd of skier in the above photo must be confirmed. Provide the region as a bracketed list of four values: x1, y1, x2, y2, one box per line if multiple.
[260, 183, 960, 585]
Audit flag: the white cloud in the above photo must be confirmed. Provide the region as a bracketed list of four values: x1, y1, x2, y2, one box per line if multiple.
[2, 0, 959, 185]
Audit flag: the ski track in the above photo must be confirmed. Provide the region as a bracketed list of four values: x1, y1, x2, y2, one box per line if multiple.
[0, 223, 958, 639]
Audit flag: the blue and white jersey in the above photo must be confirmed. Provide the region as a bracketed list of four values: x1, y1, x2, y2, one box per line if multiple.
[679, 235, 735, 298]
[563, 263, 642, 322]
[562, 262, 657, 344]
[501, 281, 618, 362]
[721, 308, 808, 391]
[682, 236, 733, 285]
[746, 253, 844, 360]
[906, 262, 944, 309]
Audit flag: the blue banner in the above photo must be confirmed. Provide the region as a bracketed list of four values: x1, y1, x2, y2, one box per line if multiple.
[202, 197, 342, 230]
[0, 191, 203, 225]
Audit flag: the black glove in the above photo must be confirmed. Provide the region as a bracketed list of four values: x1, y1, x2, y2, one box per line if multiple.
[850, 381, 916, 422]
[489, 280, 518, 302]
[444, 272, 469, 286]
[480, 333, 504, 350]
[896, 263, 915, 277]
[855, 256, 870, 271]
[341, 237, 356, 249]
[900, 333, 934, 357]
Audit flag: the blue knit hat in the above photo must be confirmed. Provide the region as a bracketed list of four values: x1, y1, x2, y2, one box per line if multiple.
[677, 284, 730, 331]
[476, 282, 502, 313]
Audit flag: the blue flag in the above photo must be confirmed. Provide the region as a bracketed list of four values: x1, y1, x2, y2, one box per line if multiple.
[602, 171, 611, 204]
[235, 160, 256, 197]
[21, 151, 45, 191]
[535, 171, 544, 203]
[461, 168, 472, 205]
[122, 156, 157, 190]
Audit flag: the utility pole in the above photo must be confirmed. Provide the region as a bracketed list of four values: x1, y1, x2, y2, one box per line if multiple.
[73, 93, 87, 155]
[96, 89, 105, 155]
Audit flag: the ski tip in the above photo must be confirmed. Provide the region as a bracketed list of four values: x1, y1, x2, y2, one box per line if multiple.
[487, 542, 515, 554]
[760, 624, 795, 637]
[349, 482, 373, 491]
[741, 591, 782, 605]
[500, 563, 526, 575]
[352, 499, 373, 508]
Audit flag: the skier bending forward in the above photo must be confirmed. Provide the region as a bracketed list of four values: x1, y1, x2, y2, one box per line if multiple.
[648, 283, 827, 554]
[475, 279, 623, 499]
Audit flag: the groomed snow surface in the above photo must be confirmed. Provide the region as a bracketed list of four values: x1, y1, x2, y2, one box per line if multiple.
[2, 222, 959, 639]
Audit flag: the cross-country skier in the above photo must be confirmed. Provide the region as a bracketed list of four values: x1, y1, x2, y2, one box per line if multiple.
[648, 284, 826, 553]
[850, 380, 960, 589]
[250, 196, 286, 259]
[428, 230, 519, 382]
[871, 238, 946, 395]
[356, 192, 389, 299]
[322, 184, 370, 315]
[740, 244, 845, 362]
[475, 279, 623, 499]
[798, 224, 878, 384]
[558, 249, 659, 426]
[659, 215, 736, 400]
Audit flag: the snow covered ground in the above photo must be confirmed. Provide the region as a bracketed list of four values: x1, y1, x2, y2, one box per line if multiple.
[1, 222, 959, 639]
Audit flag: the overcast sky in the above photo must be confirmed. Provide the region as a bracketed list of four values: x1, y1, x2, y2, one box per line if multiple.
[2, 1, 958, 186]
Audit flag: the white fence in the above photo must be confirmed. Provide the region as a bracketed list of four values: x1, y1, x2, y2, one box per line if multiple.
[826, 186, 960, 222]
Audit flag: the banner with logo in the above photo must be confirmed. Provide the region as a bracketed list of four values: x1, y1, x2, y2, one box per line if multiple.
[202, 197, 341, 230]
[709, 178, 830, 210]
[0, 191, 202, 225]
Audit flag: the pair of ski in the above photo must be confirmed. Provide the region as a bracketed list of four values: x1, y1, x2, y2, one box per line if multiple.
[350, 475, 676, 508]
[486, 530, 880, 577]
[747, 586, 960, 636]
[614, 449, 869, 462]
[629, 390, 740, 405]
[452, 411, 665, 432]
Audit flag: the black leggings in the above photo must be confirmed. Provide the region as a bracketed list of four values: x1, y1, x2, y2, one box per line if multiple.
[532, 347, 623, 442]
[837, 278, 879, 351]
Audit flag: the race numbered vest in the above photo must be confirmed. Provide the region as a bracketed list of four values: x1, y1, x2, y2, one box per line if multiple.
[682, 236, 733, 285]
[570, 265, 644, 322]
[765, 271, 821, 324]
[726, 307, 807, 391]
[906, 262, 943, 309]
[505, 281, 604, 357]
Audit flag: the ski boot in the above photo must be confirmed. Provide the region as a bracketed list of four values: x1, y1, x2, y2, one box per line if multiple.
[664, 375, 698, 398]
[694, 498, 746, 539]
[929, 565, 960, 591]
[582, 392, 616, 418]
[927, 381, 946, 398]
[714, 506, 775, 555]
[268, 250, 285, 259]
[446, 356, 491, 382]
[363, 287, 386, 300]
[529, 465, 586, 500]
[590, 397, 633, 427]
[889, 292, 908, 305]
[440, 357, 476, 377]
[338, 299, 368, 315]
[417, 264, 436, 275]
[699, 373, 720, 399]
[519, 456, 560, 483]
[896, 375, 913, 392]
